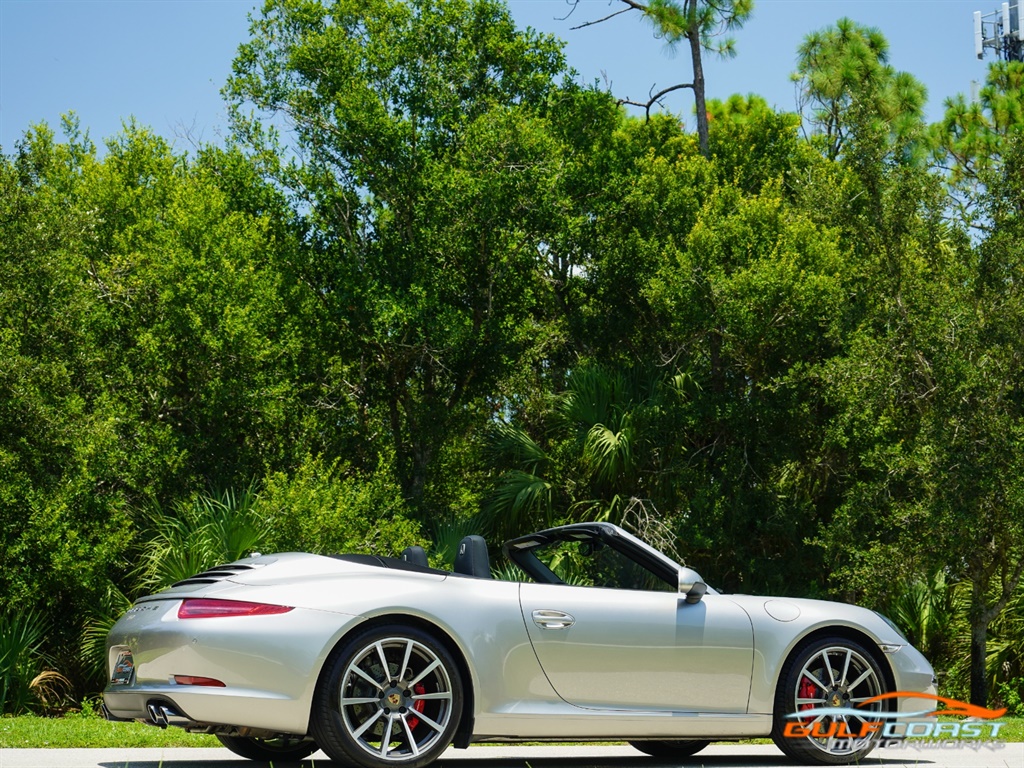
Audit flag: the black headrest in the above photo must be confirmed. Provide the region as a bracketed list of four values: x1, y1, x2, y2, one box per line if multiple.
[454, 535, 490, 578]
[400, 545, 428, 567]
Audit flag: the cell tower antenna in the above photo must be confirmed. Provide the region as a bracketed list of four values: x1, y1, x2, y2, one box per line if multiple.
[974, 2, 1024, 61]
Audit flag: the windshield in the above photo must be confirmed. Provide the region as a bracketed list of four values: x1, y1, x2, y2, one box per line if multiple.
[523, 533, 675, 592]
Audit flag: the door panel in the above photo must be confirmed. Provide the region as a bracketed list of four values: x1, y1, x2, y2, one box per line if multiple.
[519, 582, 754, 713]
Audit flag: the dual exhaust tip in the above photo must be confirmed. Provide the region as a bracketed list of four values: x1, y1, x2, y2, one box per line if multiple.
[101, 699, 188, 728]
[146, 702, 183, 728]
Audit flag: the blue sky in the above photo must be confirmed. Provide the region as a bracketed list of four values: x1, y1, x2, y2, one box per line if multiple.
[0, 0, 1001, 154]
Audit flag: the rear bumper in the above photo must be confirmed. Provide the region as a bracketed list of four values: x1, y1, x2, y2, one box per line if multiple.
[102, 697, 193, 729]
[103, 684, 309, 734]
[103, 599, 364, 735]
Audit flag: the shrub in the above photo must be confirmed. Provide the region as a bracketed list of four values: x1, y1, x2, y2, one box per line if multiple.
[135, 487, 268, 591]
[0, 609, 69, 714]
[995, 678, 1024, 717]
[256, 456, 422, 556]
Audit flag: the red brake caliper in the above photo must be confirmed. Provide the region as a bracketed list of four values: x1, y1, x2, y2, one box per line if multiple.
[407, 683, 426, 729]
[799, 676, 817, 724]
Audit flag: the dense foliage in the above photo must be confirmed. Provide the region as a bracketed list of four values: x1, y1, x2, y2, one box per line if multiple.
[1, 0, 1023, 712]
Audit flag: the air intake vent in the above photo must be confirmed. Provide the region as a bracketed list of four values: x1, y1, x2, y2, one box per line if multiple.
[172, 564, 256, 588]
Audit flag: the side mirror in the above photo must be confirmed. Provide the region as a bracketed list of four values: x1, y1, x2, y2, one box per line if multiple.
[678, 567, 707, 604]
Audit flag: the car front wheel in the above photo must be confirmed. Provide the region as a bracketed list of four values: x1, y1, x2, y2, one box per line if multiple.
[771, 636, 888, 765]
[312, 624, 463, 768]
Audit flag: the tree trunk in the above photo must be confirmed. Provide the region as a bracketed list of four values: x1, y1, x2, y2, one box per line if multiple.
[709, 327, 724, 394]
[966, 559, 1024, 706]
[969, 573, 989, 707]
[409, 440, 433, 509]
[686, 1, 709, 158]
[970, 619, 988, 706]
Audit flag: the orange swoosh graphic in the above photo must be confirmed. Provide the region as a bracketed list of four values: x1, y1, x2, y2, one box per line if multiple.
[860, 692, 1007, 719]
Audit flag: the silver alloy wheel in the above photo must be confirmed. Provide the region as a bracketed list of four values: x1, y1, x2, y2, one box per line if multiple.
[793, 645, 884, 756]
[339, 636, 456, 762]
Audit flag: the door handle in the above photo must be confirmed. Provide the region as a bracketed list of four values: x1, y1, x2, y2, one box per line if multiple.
[532, 609, 575, 630]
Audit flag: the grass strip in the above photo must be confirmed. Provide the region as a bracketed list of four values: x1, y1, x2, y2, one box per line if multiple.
[0, 713, 218, 748]
[1, 713, 1020, 749]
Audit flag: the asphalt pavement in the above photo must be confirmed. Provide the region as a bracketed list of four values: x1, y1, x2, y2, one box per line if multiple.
[1, 743, 1022, 768]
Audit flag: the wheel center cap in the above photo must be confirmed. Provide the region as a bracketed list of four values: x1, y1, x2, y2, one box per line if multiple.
[830, 692, 843, 707]
[387, 691, 402, 707]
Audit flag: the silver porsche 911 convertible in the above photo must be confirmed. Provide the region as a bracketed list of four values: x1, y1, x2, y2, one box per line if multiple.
[104, 522, 936, 766]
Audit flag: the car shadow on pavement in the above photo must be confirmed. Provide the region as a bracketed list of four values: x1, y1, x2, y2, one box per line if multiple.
[97, 757, 930, 768]
[435, 757, 927, 767]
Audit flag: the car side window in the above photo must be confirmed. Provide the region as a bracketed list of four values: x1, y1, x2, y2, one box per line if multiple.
[530, 538, 675, 592]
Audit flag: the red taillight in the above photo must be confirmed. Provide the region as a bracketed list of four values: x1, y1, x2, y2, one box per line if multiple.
[173, 675, 226, 687]
[177, 599, 294, 619]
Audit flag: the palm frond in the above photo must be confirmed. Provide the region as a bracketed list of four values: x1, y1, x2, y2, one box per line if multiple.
[0, 609, 48, 714]
[486, 421, 548, 474]
[431, 515, 486, 568]
[29, 670, 72, 712]
[482, 470, 556, 542]
[583, 420, 635, 487]
[80, 582, 133, 686]
[559, 367, 628, 432]
[491, 561, 528, 582]
[135, 487, 270, 592]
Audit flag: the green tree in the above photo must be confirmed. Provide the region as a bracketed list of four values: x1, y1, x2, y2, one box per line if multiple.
[811, 127, 1024, 706]
[934, 61, 1024, 182]
[1, 118, 309, 695]
[79, 128, 309, 496]
[487, 98, 852, 592]
[0, 122, 136, 680]
[948, 130, 1024, 705]
[885, 572, 956, 670]
[574, 0, 752, 157]
[225, 0, 594, 513]
[573, 114, 715, 363]
[932, 61, 1024, 227]
[793, 18, 926, 161]
[644, 181, 849, 591]
[705, 94, 805, 194]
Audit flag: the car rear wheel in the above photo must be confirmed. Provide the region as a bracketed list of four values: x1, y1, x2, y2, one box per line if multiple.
[216, 734, 318, 762]
[771, 636, 888, 765]
[629, 739, 711, 758]
[313, 624, 463, 768]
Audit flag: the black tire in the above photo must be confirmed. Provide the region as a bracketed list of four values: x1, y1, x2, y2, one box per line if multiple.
[629, 739, 711, 758]
[312, 623, 464, 768]
[216, 734, 318, 762]
[770, 636, 889, 765]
